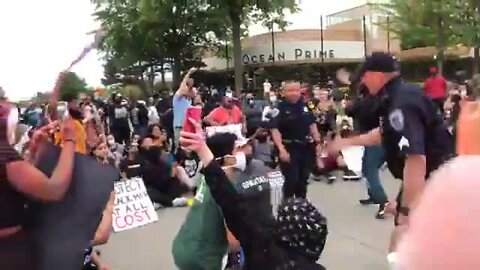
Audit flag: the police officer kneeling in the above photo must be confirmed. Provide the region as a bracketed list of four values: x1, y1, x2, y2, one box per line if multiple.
[271, 81, 322, 199]
[330, 52, 453, 251]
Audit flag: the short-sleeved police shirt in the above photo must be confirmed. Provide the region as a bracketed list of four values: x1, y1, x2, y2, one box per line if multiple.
[270, 99, 315, 143]
[379, 78, 453, 179]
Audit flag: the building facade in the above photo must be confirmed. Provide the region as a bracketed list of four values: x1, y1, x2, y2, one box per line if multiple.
[203, 1, 400, 70]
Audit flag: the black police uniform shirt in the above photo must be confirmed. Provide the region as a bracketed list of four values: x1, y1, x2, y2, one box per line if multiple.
[232, 159, 275, 227]
[379, 77, 453, 180]
[271, 99, 316, 143]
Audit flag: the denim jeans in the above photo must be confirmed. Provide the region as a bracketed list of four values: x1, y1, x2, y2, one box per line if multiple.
[362, 145, 388, 204]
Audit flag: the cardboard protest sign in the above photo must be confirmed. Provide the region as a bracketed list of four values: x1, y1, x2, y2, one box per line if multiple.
[112, 177, 159, 232]
[29, 143, 119, 270]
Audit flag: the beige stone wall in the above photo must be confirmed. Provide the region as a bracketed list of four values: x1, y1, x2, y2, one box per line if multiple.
[240, 26, 400, 55]
[242, 29, 362, 48]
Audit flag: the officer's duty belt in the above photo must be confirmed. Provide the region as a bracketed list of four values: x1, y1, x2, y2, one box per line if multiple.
[282, 139, 308, 145]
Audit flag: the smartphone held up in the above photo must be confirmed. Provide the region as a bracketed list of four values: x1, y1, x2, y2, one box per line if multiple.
[182, 107, 202, 133]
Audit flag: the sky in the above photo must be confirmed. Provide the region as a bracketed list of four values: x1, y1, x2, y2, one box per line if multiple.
[0, 0, 366, 101]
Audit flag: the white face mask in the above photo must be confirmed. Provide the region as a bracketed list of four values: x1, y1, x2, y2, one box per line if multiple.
[269, 96, 277, 103]
[233, 152, 247, 171]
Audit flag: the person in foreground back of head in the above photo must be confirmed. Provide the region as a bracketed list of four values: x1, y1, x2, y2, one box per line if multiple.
[395, 156, 480, 270]
[179, 119, 328, 270]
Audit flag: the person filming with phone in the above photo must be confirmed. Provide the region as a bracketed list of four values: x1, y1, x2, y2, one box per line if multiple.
[178, 118, 328, 270]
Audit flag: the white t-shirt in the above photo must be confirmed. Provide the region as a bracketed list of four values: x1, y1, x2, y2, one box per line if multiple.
[148, 106, 160, 125]
[263, 82, 272, 93]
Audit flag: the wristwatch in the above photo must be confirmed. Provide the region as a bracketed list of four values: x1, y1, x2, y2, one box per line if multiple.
[398, 206, 410, 216]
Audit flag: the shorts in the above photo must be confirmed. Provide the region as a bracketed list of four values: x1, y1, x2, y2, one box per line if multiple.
[322, 155, 339, 171]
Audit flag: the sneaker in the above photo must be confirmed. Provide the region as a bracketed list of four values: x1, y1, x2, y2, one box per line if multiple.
[376, 204, 386, 219]
[343, 169, 361, 181]
[172, 197, 188, 207]
[311, 172, 324, 182]
[327, 173, 336, 184]
[153, 202, 162, 210]
[358, 198, 377, 205]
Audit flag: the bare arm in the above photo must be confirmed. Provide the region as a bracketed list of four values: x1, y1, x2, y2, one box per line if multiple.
[225, 222, 241, 252]
[343, 127, 382, 147]
[402, 155, 426, 209]
[91, 192, 115, 245]
[7, 141, 76, 201]
[271, 128, 286, 153]
[175, 68, 196, 97]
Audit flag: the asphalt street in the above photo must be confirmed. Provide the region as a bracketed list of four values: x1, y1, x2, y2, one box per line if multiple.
[102, 171, 400, 270]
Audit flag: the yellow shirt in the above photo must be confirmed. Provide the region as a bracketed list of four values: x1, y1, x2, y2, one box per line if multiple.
[54, 120, 87, 154]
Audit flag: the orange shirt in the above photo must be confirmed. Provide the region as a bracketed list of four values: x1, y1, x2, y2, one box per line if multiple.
[54, 120, 87, 154]
[208, 106, 243, 126]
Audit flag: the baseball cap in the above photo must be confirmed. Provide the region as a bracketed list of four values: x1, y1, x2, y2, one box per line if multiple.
[355, 52, 399, 81]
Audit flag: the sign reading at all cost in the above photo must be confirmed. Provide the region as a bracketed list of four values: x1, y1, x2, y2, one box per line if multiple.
[112, 178, 159, 232]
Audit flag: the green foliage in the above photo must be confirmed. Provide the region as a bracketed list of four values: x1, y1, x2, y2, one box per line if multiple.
[450, 0, 480, 47]
[206, 0, 298, 93]
[377, 0, 456, 50]
[93, 0, 227, 87]
[117, 84, 143, 101]
[92, 0, 298, 94]
[60, 72, 87, 101]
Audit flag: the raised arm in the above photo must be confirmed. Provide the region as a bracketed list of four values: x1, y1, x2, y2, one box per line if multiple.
[7, 120, 76, 201]
[179, 127, 269, 247]
[175, 68, 196, 97]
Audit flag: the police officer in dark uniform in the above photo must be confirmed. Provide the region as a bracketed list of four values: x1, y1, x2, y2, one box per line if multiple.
[271, 81, 322, 199]
[330, 52, 453, 250]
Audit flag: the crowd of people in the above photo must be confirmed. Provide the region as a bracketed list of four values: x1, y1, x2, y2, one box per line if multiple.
[1, 51, 480, 270]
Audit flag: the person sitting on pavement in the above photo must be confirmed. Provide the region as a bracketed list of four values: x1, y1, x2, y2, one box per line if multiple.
[311, 132, 360, 184]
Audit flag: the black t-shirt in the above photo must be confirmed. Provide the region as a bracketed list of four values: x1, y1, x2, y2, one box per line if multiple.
[379, 78, 453, 179]
[120, 157, 142, 179]
[271, 99, 315, 143]
[232, 160, 275, 227]
[156, 97, 172, 115]
[108, 103, 129, 129]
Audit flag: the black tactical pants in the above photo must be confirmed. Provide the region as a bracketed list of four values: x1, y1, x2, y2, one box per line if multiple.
[279, 144, 313, 199]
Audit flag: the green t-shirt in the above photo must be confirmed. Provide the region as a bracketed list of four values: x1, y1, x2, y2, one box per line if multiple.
[172, 176, 228, 270]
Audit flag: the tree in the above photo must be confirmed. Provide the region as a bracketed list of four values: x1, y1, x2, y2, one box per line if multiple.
[208, 0, 298, 95]
[59, 72, 88, 101]
[450, 0, 480, 74]
[93, 0, 225, 90]
[378, 0, 456, 73]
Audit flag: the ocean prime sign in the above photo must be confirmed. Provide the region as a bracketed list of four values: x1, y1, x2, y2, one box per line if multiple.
[241, 40, 364, 65]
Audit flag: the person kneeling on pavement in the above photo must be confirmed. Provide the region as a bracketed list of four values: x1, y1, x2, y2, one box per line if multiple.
[179, 119, 329, 270]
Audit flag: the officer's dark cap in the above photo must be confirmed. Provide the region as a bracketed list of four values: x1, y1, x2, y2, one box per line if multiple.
[355, 52, 399, 82]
